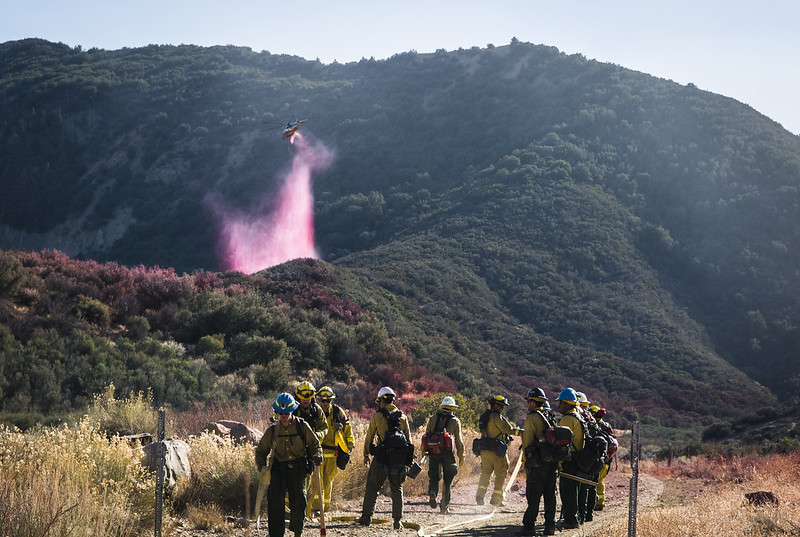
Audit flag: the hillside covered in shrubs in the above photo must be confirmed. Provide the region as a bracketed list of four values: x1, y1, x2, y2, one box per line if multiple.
[0, 248, 778, 443]
[2, 39, 800, 440]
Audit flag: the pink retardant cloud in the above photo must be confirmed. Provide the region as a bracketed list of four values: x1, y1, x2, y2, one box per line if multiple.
[210, 132, 334, 274]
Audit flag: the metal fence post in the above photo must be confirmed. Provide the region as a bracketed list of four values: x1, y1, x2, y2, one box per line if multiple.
[155, 408, 166, 537]
[627, 420, 640, 537]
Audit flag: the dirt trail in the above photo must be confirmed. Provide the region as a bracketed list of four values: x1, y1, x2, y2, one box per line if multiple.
[173, 464, 678, 537]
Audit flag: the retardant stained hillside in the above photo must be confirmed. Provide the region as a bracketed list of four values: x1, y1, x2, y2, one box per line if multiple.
[1, 39, 799, 421]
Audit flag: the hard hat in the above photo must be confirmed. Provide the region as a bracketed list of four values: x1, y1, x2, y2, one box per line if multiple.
[593, 407, 607, 419]
[317, 386, 336, 400]
[295, 381, 316, 401]
[440, 396, 459, 410]
[576, 392, 590, 408]
[376, 386, 396, 403]
[542, 401, 551, 410]
[273, 392, 299, 414]
[526, 387, 548, 402]
[556, 387, 578, 405]
[588, 404, 600, 413]
[488, 395, 509, 407]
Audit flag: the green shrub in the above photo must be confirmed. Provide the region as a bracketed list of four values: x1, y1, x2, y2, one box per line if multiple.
[72, 294, 111, 326]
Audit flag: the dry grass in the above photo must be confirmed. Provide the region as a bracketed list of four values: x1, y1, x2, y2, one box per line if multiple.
[171, 433, 257, 516]
[17, 392, 797, 537]
[584, 451, 800, 536]
[185, 503, 232, 534]
[0, 419, 156, 537]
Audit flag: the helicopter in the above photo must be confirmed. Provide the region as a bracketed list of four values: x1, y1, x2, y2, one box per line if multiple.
[281, 117, 306, 139]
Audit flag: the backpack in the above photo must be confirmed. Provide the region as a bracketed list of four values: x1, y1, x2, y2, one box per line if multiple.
[525, 411, 572, 467]
[373, 408, 414, 467]
[598, 421, 618, 461]
[574, 419, 608, 475]
[471, 410, 493, 455]
[471, 409, 509, 457]
[422, 413, 454, 455]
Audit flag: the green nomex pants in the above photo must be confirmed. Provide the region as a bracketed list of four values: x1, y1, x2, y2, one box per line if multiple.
[428, 452, 458, 507]
[360, 459, 406, 522]
[268, 460, 308, 537]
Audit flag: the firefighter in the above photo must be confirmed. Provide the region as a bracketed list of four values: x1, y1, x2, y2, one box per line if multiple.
[293, 381, 328, 511]
[255, 392, 322, 537]
[475, 395, 522, 507]
[519, 387, 557, 536]
[315, 385, 354, 511]
[576, 393, 598, 523]
[422, 396, 465, 514]
[556, 388, 585, 529]
[590, 405, 613, 512]
[293, 381, 328, 442]
[357, 386, 412, 530]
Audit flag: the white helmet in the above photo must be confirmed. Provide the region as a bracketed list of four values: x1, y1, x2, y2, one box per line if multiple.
[440, 396, 458, 410]
[376, 386, 396, 403]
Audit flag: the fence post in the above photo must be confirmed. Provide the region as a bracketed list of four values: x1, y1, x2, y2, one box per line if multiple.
[627, 420, 640, 537]
[155, 408, 166, 537]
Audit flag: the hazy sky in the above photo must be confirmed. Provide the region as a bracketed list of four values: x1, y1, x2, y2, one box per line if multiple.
[3, 1, 799, 134]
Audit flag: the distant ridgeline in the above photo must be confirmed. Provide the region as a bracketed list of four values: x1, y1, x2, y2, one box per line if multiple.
[1, 39, 799, 432]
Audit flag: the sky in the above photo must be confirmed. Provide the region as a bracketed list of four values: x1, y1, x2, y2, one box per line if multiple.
[2, 1, 800, 134]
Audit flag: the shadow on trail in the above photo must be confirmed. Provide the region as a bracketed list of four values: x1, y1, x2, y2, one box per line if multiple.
[443, 523, 519, 536]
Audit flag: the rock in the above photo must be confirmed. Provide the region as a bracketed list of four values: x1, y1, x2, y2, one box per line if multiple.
[203, 422, 231, 436]
[203, 420, 262, 445]
[120, 432, 153, 446]
[142, 438, 191, 488]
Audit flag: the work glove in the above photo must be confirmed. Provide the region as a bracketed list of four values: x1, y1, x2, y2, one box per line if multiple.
[334, 422, 344, 431]
[364, 456, 371, 467]
[313, 455, 323, 466]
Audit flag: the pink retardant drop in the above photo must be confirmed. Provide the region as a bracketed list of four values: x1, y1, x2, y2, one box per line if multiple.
[212, 132, 334, 274]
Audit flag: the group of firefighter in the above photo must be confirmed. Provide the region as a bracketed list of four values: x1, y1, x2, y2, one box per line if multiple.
[254, 382, 615, 537]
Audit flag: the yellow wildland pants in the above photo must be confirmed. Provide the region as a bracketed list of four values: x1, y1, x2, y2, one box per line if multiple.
[476, 450, 509, 505]
[596, 463, 609, 507]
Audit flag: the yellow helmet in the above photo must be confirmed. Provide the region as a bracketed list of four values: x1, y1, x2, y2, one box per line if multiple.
[488, 395, 509, 407]
[317, 385, 336, 400]
[295, 381, 316, 401]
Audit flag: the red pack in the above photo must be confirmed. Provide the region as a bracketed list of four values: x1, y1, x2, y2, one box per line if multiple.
[422, 431, 453, 455]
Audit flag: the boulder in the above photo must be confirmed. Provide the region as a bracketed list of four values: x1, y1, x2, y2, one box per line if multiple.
[203, 420, 263, 445]
[204, 421, 232, 436]
[142, 438, 191, 488]
[229, 422, 263, 445]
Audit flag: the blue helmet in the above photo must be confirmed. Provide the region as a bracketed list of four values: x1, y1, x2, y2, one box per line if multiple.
[556, 387, 578, 405]
[273, 392, 299, 414]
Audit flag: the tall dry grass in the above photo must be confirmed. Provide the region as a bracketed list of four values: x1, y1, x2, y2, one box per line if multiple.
[171, 433, 258, 516]
[584, 451, 800, 536]
[0, 420, 156, 537]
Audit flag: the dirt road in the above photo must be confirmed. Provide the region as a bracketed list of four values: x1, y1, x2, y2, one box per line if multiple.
[173, 464, 670, 537]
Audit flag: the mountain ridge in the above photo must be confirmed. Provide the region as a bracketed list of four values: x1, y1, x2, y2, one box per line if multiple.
[2, 39, 799, 433]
